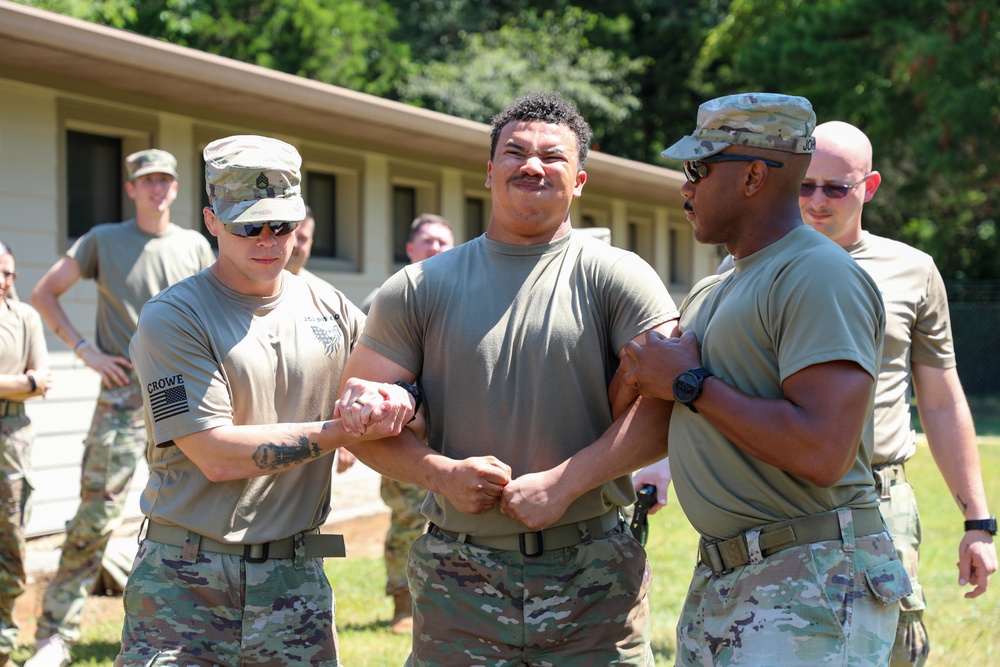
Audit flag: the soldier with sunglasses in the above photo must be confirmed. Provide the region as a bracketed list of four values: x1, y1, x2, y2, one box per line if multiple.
[801, 120, 996, 667]
[26, 149, 215, 667]
[117, 135, 417, 666]
[622, 93, 911, 666]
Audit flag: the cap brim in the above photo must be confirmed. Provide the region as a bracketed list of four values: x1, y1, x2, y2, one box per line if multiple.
[660, 136, 732, 162]
[212, 196, 306, 224]
[130, 166, 178, 180]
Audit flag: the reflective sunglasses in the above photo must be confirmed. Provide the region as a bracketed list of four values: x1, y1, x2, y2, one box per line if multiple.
[683, 154, 784, 183]
[799, 174, 871, 199]
[222, 221, 299, 238]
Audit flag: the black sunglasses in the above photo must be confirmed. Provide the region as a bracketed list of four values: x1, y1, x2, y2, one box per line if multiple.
[683, 154, 784, 183]
[223, 221, 300, 238]
[799, 174, 871, 199]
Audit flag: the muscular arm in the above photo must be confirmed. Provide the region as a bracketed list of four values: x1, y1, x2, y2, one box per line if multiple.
[624, 330, 873, 487]
[913, 363, 997, 597]
[173, 391, 414, 483]
[31, 256, 132, 387]
[336, 345, 512, 515]
[500, 319, 678, 530]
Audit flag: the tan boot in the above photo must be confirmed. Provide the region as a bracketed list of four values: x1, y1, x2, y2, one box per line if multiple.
[390, 590, 413, 635]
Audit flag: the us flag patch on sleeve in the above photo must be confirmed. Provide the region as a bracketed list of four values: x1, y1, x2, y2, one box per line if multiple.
[148, 374, 190, 422]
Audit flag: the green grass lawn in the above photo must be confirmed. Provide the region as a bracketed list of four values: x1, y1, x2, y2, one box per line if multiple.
[23, 443, 999, 666]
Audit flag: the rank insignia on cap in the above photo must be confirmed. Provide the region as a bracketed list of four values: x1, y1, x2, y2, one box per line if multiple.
[256, 172, 269, 189]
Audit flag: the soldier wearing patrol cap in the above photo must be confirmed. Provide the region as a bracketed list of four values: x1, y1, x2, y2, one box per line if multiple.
[116, 135, 417, 667]
[622, 92, 911, 666]
[26, 149, 214, 667]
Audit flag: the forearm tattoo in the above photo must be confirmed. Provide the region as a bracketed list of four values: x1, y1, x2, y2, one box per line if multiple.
[958, 493, 969, 515]
[252, 434, 321, 471]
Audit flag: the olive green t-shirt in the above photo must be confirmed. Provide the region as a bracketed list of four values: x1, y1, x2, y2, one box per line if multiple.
[670, 226, 885, 540]
[0, 298, 48, 377]
[129, 270, 365, 543]
[70, 220, 215, 357]
[847, 232, 953, 466]
[361, 230, 678, 536]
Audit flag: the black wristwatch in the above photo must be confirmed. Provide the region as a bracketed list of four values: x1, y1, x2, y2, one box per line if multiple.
[672, 367, 713, 413]
[964, 516, 998, 536]
[394, 381, 422, 423]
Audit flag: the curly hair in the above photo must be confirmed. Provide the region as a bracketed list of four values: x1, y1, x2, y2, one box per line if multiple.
[489, 92, 593, 167]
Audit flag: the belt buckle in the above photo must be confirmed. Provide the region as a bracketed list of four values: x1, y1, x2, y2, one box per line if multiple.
[519, 531, 544, 557]
[244, 542, 269, 563]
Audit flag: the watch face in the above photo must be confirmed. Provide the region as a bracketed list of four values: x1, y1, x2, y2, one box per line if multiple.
[674, 373, 699, 403]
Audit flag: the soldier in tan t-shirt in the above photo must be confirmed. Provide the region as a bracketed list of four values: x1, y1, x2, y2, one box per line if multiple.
[26, 149, 215, 667]
[801, 120, 996, 667]
[116, 135, 417, 667]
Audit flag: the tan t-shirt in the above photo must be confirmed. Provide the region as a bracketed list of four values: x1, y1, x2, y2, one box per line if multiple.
[0, 298, 48, 378]
[847, 232, 954, 465]
[129, 270, 365, 543]
[70, 220, 215, 357]
[362, 230, 678, 536]
[670, 226, 886, 540]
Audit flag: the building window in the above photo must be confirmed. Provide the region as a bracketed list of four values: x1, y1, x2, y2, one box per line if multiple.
[669, 228, 681, 285]
[393, 185, 417, 264]
[66, 130, 123, 239]
[465, 197, 485, 239]
[306, 172, 337, 258]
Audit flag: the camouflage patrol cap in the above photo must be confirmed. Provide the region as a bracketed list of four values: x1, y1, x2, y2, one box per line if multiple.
[661, 93, 816, 161]
[203, 135, 305, 224]
[125, 149, 178, 181]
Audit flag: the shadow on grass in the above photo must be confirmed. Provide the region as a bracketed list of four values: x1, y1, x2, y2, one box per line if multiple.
[652, 639, 675, 665]
[338, 619, 394, 633]
[73, 640, 122, 664]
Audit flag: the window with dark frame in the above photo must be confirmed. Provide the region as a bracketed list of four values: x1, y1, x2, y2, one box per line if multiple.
[66, 130, 123, 239]
[393, 185, 416, 264]
[305, 171, 337, 258]
[465, 197, 485, 239]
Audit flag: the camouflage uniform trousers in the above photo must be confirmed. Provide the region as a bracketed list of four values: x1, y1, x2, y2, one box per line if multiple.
[676, 511, 911, 666]
[407, 522, 653, 667]
[36, 379, 147, 643]
[115, 536, 339, 667]
[879, 476, 929, 667]
[380, 476, 427, 596]
[0, 413, 33, 657]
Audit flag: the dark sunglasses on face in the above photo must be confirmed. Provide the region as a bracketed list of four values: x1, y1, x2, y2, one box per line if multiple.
[799, 174, 871, 199]
[223, 221, 300, 238]
[683, 154, 785, 183]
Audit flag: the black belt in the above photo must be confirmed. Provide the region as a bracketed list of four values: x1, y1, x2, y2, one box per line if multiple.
[429, 509, 622, 557]
[873, 462, 907, 499]
[0, 400, 25, 417]
[144, 520, 346, 562]
[698, 507, 886, 576]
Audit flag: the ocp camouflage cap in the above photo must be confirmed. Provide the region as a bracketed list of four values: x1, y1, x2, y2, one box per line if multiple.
[125, 149, 178, 181]
[661, 93, 816, 161]
[203, 135, 305, 224]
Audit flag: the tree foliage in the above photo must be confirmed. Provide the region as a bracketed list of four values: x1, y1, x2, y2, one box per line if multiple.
[16, 0, 1000, 279]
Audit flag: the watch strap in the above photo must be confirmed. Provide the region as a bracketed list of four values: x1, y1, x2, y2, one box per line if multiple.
[394, 381, 422, 423]
[964, 516, 997, 536]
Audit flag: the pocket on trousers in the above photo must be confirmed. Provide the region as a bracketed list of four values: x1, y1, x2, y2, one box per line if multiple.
[864, 557, 913, 605]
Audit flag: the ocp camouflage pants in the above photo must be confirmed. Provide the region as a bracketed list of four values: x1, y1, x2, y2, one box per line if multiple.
[880, 478, 929, 667]
[115, 538, 339, 666]
[676, 518, 909, 666]
[36, 379, 146, 643]
[0, 414, 32, 656]
[408, 523, 653, 666]
[380, 476, 426, 596]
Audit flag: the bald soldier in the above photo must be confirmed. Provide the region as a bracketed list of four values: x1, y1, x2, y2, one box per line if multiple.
[801, 120, 996, 666]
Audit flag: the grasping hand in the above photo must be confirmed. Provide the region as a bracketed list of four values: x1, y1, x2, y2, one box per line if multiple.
[438, 456, 512, 515]
[623, 330, 703, 401]
[632, 457, 671, 515]
[500, 470, 572, 531]
[335, 378, 415, 436]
